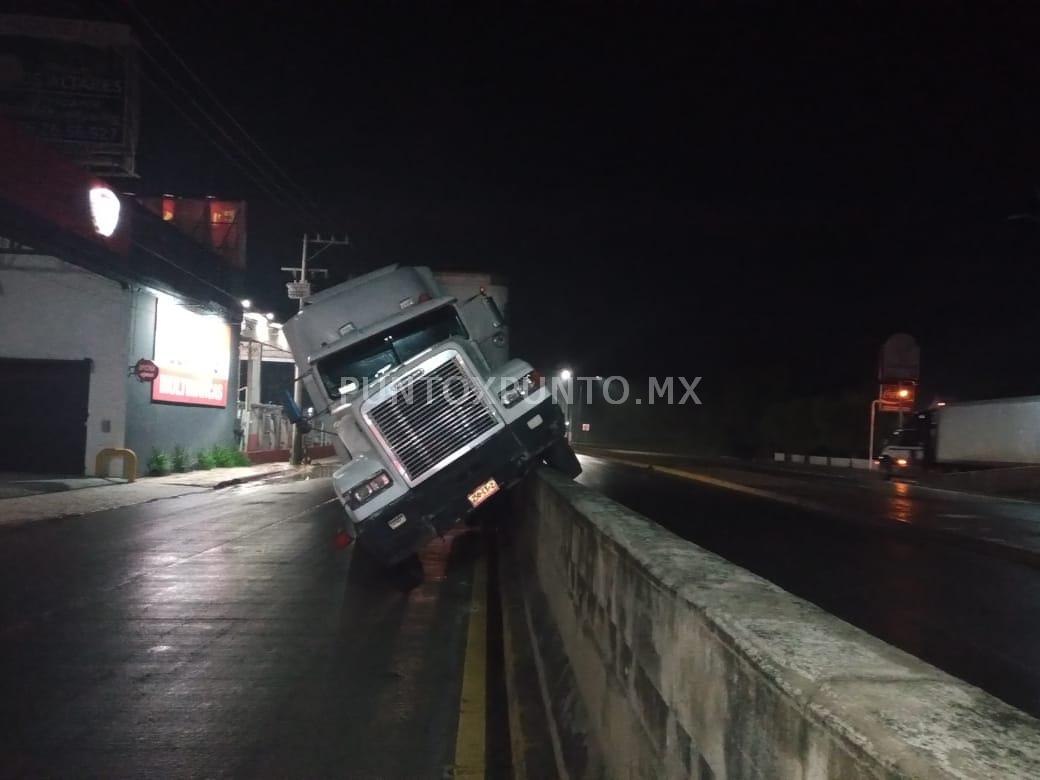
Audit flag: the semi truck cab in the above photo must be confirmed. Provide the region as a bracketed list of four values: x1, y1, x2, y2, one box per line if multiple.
[878, 410, 933, 477]
[283, 265, 578, 565]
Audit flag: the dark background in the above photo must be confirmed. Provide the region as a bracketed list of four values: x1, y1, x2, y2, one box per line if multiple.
[13, 1, 1040, 452]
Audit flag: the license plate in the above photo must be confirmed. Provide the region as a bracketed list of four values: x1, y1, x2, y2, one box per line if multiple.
[467, 478, 499, 508]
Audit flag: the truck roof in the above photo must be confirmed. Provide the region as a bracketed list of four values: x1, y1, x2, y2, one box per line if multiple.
[283, 265, 442, 362]
[305, 296, 455, 365]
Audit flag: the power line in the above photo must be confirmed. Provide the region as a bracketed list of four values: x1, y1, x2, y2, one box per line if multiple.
[96, 0, 322, 223]
[135, 47, 315, 220]
[137, 68, 313, 223]
[118, 0, 322, 214]
[131, 237, 239, 304]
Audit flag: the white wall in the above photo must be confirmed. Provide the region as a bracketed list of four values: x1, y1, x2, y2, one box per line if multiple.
[0, 253, 130, 474]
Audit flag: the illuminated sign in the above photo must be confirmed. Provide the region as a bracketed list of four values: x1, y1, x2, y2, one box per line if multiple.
[88, 186, 120, 237]
[151, 297, 231, 407]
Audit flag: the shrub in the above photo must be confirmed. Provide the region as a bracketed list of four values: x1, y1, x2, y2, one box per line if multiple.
[147, 448, 171, 476]
[211, 445, 235, 468]
[229, 449, 252, 467]
[195, 449, 215, 470]
[171, 445, 191, 473]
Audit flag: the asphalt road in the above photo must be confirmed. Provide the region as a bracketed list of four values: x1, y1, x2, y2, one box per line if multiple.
[577, 454, 1040, 720]
[0, 474, 489, 777]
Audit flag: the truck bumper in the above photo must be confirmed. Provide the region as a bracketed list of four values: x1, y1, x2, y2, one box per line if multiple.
[356, 397, 565, 565]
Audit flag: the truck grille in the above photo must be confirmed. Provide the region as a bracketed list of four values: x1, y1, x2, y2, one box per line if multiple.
[366, 355, 500, 484]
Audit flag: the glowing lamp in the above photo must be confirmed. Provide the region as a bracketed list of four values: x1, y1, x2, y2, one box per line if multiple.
[89, 187, 121, 237]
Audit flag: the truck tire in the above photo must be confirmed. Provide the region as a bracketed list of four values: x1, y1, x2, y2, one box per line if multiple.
[878, 456, 893, 480]
[543, 438, 582, 478]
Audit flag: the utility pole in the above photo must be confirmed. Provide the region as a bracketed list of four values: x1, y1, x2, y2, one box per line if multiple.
[282, 233, 348, 465]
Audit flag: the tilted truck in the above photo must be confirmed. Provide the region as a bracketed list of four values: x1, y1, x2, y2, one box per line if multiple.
[879, 395, 1040, 475]
[282, 264, 580, 565]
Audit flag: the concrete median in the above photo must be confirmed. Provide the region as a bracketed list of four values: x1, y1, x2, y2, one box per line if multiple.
[508, 468, 1040, 778]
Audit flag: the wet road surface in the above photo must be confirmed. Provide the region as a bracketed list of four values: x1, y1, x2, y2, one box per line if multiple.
[0, 475, 486, 777]
[578, 454, 1040, 719]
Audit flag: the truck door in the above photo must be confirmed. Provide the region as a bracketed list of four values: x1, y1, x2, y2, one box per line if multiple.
[458, 294, 509, 370]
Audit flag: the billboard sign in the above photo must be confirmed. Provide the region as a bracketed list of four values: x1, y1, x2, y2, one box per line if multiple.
[287, 280, 311, 300]
[151, 297, 231, 407]
[879, 333, 920, 382]
[0, 15, 138, 176]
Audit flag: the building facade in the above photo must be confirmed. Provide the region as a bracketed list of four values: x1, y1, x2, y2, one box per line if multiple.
[0, 118, 242, 476]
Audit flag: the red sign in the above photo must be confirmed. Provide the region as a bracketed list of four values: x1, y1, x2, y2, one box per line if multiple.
[878, 401, 912, 413]
[133, 358, 158, 383]
[152, 365, 228, 407]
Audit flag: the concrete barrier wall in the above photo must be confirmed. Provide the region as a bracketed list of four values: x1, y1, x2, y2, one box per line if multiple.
[774, 453, 872, 469]
[513, 469, 1040, 778]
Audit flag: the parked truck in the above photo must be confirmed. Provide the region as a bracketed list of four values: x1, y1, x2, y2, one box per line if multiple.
[282, 264, 579, 565]
[878, 395, 1040, 476]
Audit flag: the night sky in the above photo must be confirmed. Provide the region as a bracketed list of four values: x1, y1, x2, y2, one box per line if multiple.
[55, 2, 1040, 402]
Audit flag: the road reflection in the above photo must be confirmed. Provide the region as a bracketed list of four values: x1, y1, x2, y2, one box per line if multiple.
[887, 480, 915, 523]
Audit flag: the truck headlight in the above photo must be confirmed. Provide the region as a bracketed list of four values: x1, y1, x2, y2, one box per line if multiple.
[346, 470, 392, 509]
[499, 369, 542, 408]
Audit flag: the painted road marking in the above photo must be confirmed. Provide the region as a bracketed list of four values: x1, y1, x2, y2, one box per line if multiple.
[584, 454, 837, 516]
[499, 572, 527, 780]
[454, 550, 487, 778]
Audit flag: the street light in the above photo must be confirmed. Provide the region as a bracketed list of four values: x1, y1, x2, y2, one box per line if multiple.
[241, 299, 252, 309]
[558, 368, 574, 440]
[265, 312, 275, 321]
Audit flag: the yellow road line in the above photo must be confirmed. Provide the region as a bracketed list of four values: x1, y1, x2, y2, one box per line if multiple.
[454, 551, 487, 778]
[590, 454, 835, 515]
[498, 563, 527, 780]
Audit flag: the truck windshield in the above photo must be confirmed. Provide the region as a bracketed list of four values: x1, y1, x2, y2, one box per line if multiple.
[316, 305, 468, 398]
[888, 428, 920, 447]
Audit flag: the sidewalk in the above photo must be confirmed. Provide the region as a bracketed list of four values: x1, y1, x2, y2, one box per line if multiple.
[0, 461, 318, 527]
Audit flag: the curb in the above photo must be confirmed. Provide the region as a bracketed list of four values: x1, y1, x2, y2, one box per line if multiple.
[211, 469, 293, 490]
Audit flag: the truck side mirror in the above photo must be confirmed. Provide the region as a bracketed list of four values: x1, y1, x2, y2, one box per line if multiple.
[459, 294, 510, 370]
[282, 390, 312, 433]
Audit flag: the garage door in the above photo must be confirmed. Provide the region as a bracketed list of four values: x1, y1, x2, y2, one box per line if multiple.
[0, 358, 90, 474]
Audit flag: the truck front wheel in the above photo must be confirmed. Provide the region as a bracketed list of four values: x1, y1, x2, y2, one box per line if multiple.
[543, 438, 582, 478]
[878, 456, 893, 480]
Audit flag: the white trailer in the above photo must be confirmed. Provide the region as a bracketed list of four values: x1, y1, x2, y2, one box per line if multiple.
[934, 396, 1040, 467]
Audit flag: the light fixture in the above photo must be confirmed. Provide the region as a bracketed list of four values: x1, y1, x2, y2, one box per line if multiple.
[560, 368, 573, 381]
[265, 312, 275, 321]
[241, 299, 252, 309]
[88, 186, 121, 237]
